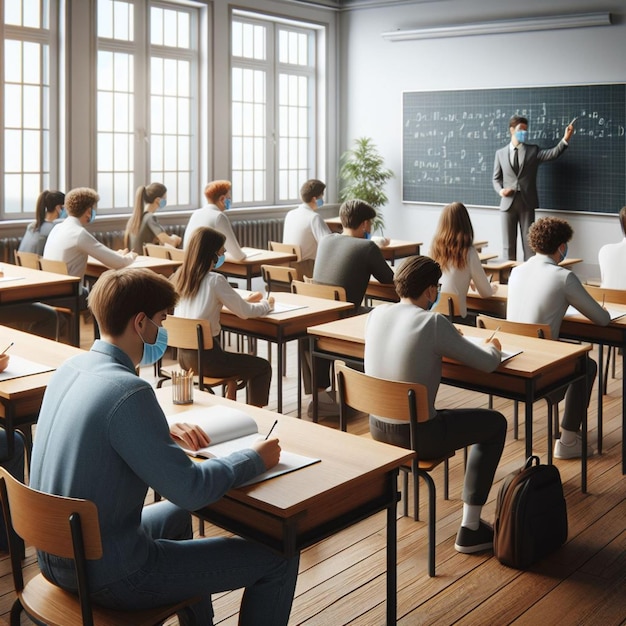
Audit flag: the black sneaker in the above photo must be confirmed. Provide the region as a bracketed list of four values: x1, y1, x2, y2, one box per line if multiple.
[454, 520, 494, 554]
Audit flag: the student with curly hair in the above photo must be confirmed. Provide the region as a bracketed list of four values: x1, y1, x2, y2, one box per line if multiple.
[507, 216, 610, 459]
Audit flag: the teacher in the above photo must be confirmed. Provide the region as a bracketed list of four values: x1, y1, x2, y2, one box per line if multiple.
[493, 115, 575, 261]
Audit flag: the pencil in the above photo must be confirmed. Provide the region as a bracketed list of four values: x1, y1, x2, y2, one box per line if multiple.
[487, 326, 501, 342]
[1, 342, 13, 355]
[265, 419, 278, 440]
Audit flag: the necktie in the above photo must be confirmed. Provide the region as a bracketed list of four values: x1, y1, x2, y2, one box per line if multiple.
[513, 147, 519, 174]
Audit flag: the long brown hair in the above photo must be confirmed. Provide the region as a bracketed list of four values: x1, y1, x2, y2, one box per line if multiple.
[124, 183, 167, 247]
[172, 227, 226, 300]
[35, 190, 65, 231]
[430, 202, 474, 271]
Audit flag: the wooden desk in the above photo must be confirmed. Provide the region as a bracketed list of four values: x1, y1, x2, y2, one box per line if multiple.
[560, 304, 626, 473]
[86, 255, 182, 280]
[217, 248, 297, 290]
[0, 325, 83, 459]
[324, 216, 342, 233]
[486, 258, 583, 284]
[157, 387, 412, 625]
[308, 315, 592, 490]
[366, 278, 399, 303]
[0, 263, 81, 346]
[220, 292, 352, 413]
[466, 283, 508, 318]
[378, 239, 422, 266]
[478, 252, 498, 263]
[473, 240, 488, 252]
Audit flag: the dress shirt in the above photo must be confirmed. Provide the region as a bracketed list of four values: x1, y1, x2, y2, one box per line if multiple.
[598, 238, 626, 289]
[183, 205, 246, 261]
[282, 203, 331, 261]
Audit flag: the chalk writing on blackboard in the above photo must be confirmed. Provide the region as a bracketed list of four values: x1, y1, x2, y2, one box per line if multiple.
[402, 84, 626, 213]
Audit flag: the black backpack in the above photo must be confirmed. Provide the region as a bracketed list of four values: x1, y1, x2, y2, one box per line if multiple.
[493, 455, 568, 569]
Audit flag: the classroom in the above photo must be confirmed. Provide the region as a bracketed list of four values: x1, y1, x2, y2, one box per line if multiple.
[0, 1, 625, 624]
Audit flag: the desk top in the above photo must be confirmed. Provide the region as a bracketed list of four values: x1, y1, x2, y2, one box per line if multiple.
[86, 255, 181, 278]
[223, 248, 297, 267]
[308, 313, 590, 378]
[0, 263, 80, 303]
[156, 387, 413, 516]
[0, 325, 83, 400]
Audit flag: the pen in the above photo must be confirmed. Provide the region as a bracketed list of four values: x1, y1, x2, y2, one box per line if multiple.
[487, 326, 501, 342]
[0, 342, 13, 355]
[569, 116, 578, 126]
[265, 419, 278, 440]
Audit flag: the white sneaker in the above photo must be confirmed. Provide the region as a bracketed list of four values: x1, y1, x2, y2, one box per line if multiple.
[554, 435, 594, 460]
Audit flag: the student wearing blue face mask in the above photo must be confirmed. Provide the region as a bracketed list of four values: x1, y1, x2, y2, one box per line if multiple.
[507, 217, 610, 459]
[173, 227, 274, 407]
[182, 180, 247, 261]
[493, 115, 576, 261]
[282, 179, 332, 278]
[19, 189, 66, 255]
[30, 267, 297, 624]
[365, 255, 506, 554]
[43, 187, 137, 286]
[124, 183, 182, 254]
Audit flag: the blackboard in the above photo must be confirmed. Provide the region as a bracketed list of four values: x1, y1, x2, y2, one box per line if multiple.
[402, 84, 626, 213]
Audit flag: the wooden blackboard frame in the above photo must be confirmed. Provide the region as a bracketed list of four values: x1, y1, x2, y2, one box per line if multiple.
[402, 83, 626, 215]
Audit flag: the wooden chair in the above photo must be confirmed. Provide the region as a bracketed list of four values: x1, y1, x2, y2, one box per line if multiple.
[335, 362, 452, 577]
[431, 291, 462, 321]
[585, 284, 626, 393]
[261, 264, 298, 295]
[0, 467, 199, 626]
[290, 279, 347, 302]
[143, 243, 170, 259]
[477, 314, 565, 462]
[39, 257, 71, 275]
[156, 315, 245, 400]
[167, 247, 185, 262]
[14, 250, 40, 269]
[268, 241, 306, 279]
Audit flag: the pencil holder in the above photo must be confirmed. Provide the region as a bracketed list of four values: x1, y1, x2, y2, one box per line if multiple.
[172, 370, 194, 405]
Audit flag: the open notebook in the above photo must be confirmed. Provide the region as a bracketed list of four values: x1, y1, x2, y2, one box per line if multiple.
[565, 305, 626, 322]
[165, 405, 320, 486]
[464, 336, 522, 363]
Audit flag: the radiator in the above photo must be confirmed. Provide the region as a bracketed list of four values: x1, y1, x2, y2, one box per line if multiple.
[1, 218, 282, 264]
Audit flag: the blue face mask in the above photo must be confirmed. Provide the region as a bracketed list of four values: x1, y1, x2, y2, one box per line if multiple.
[159, 198, 167, 209]
[89, 207, 97, 223]
[515, 129, 529, 144]
[559, 243, 568, 262]
[428, 286, 441, 311]
[316, 197, 324, 208]
[139, 317, 169, 367]
[364, 231, 371, 240]
[214, 254, 226, 269]
[223, 198, 231, 211]
[58, 207, 67, 219]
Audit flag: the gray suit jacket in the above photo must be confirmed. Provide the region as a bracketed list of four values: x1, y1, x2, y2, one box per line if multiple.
[492, 141, 568, 211]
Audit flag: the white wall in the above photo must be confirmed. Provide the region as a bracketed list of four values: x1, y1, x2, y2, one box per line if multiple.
[338, 0, 626, 280]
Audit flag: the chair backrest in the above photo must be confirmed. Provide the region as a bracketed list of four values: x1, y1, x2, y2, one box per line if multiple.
[163, 315, 213, 351]
[431, 291, 462, 320]
[269, 240, 302, 261]
[335, 361, 430, 426]
[39, 258, 70, 275]
[261, 264, 298, 294]
[290, 279, 347, 301]
[168, 247, 185, 262]
[0, 468, 102, 560]
[14, 250, 41, 269]
[143, 243, 170, 259]
[476, 314, 553, 340]
[585, 284, 626, 305]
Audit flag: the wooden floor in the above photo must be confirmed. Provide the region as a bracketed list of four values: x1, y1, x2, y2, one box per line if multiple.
[1, 321, 625, 625]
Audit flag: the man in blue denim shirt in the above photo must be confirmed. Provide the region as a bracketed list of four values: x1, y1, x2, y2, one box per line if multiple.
[30, 267, 298, 625]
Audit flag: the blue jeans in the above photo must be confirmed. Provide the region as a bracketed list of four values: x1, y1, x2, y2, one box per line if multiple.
[90, 501, 299, 625]
[0, 429, 25, 552]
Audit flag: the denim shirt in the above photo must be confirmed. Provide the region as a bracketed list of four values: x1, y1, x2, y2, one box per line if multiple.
[30, 340, 265, 590]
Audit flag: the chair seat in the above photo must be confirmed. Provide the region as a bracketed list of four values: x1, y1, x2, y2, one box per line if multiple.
[19, 573, 198, 626]
[404, 451, 455, 473]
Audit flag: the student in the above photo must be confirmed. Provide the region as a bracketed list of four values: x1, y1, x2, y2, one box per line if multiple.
[0, 429, 25, 553]
[43, 187, 137, 280]
[173, 227, 274, 407]
[305, 199, 394, 416]
[507, 217, 610, 459]
[430, 201, 497, 320]
[124, 183, 182, 254]
[282, 178, 331, 277]
[29, 267, 298, 625]
[365, 255, 506, 554]
[598, 205, 626, 289]
[18, 190, 65, 255]
[493, 115, 575, 261]
[183, 180, 246, 261]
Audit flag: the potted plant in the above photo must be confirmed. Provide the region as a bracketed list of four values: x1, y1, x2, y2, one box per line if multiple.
[338, 137, 395, 234]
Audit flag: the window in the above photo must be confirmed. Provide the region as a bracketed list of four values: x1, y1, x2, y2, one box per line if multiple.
[96, 0, 198, 211]
[231, 12, 319, 206]
[2, 0, 57, 218]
